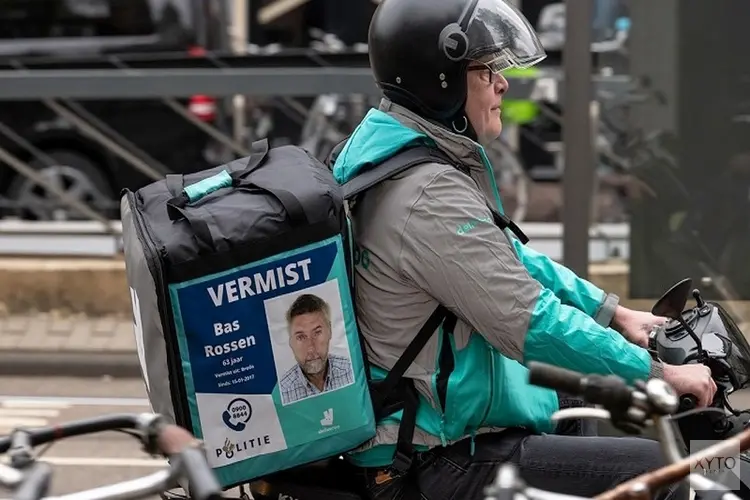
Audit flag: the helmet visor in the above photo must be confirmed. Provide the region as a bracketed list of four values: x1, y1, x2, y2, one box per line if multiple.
[464, 0, 547, 72]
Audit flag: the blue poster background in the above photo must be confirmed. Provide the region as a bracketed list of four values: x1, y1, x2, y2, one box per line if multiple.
[168, 235, 376, 487]
[170, 240, 339, 397]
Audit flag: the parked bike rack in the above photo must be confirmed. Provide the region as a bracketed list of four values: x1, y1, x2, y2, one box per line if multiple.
[0, 51, 634, 101]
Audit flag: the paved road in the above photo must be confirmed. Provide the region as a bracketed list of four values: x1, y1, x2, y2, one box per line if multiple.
[0, 376, 258, 500]
[0, 377, 251, 499]
[0, 376, 165, 499]
[2, 376, 749, 499]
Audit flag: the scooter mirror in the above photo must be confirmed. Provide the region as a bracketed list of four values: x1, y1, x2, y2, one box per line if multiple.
[652, 278, 694, 319]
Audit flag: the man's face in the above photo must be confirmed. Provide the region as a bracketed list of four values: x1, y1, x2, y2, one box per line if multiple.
[289, 311, 332, 375]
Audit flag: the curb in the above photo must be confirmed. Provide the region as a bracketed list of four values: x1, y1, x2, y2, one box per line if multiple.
[0, 258, 632, 317]
[0, 350, 142, 378]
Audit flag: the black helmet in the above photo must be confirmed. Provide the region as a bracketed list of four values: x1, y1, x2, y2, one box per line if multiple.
[368, 0, 546, 130]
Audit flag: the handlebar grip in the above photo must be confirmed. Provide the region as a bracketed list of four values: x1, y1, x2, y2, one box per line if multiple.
[528, 361, 584, 395]
[13, 462, 52, 500]
[179, 447, 223, 500]
[153, 424, 222, 500]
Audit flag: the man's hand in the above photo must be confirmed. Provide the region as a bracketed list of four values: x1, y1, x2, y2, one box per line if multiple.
[612, 306, 668, 348]
[663, 363, 717, 407]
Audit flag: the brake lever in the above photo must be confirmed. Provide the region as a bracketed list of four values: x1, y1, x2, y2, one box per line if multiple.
[551, 408, 649, 435]
[551, 408, 611, 422]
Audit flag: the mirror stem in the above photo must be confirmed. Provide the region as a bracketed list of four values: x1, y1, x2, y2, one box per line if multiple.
[673, 315, 708, 362]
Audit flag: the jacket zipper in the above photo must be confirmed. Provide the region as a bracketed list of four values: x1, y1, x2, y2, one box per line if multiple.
[477, 148, 505, 215]
[478, 342, 495, 427]
[478, 149, 500, 427]
[435, 324, 450, 447]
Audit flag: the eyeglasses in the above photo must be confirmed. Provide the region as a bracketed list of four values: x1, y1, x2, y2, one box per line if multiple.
[467, 64, 498, 84]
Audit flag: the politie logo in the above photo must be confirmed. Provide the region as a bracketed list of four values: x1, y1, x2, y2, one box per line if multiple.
[220, 438, 236, 459]
[222, 398, 252, 432]
[215, 434, 274, 461]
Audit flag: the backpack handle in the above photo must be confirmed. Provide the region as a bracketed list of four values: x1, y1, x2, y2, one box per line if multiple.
[165, 139, 270, 218]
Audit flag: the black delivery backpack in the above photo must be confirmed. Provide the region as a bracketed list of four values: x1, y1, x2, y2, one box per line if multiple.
[120, 138, 477, 493]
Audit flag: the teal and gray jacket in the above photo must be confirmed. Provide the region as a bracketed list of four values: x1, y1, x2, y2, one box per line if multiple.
[331, 98, 664, 468]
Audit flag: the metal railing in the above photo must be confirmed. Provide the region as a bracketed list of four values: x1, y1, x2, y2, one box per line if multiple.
[0, 49, 638, 266]
[0, 218, 627, 262]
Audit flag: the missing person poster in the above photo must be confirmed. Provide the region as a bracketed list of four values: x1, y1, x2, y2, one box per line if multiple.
[168, 235, 375, 487]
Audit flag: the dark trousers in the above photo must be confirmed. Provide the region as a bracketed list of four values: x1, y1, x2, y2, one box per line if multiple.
[354, 394, 689, 500]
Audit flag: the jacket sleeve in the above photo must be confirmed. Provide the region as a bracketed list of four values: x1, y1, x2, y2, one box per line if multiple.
[509, 238, 620, 327]
[398, 168, 663, 383]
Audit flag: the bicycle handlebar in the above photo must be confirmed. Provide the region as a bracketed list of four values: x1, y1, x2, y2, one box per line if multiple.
[484, 363, 749, 500]
[528, 361, 679, 433]
[0, 413, 223, 500]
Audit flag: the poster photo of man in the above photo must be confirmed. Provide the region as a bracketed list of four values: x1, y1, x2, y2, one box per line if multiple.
[265, 279, 355, 405]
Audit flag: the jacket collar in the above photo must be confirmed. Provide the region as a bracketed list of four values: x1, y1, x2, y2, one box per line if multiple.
[377, 98, 487, 175]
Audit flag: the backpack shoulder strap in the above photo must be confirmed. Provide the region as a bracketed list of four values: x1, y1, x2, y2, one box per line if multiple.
[324, 136, 349, 172]
[370, 305, 453, 411]
[489, 203, 530, 244]
[341, 146, 451, 200]
[369, 305, 456, 475]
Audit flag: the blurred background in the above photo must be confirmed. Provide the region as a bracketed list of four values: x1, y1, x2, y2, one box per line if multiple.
[0, 0, 748, 495]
